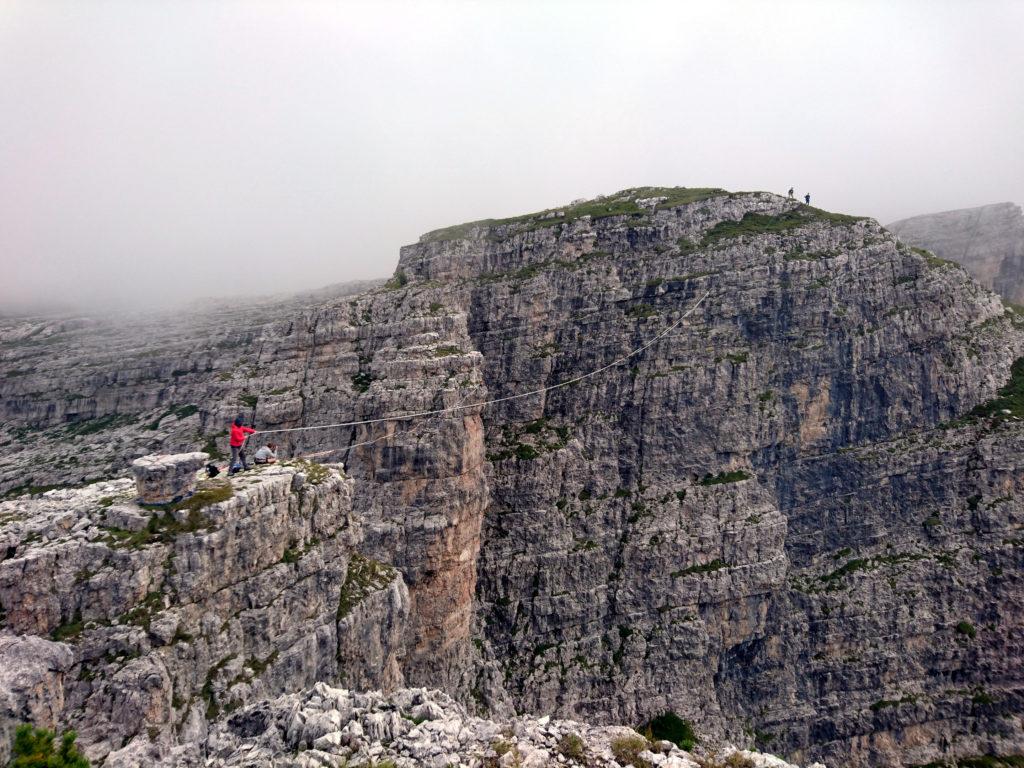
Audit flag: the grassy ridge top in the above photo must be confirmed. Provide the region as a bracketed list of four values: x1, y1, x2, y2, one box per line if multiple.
[420, 186, 728, 243]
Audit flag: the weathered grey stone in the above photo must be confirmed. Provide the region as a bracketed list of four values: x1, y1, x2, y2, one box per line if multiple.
[2, 188, 1024, 766]
[130, 452, 209, 504]
[0, 465, 409, 764]
[139, 684, 823, 768]
[0, 635, 74, 764]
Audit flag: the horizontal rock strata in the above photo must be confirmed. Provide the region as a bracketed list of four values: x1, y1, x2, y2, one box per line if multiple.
[2, 188, 1024, 766]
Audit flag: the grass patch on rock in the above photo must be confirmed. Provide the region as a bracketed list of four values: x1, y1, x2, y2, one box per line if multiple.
[610, 734, 652, 768]
[336, 554, 397, 619]
[284, 459, 331, 485]
[701, 206, 863, 248]
[63, 414, 138, 437]
[671, 559, 730, 578]
[103, 481, 230, 549]
[910, 758, 1024, 768]
[962, 357, 1024, 425]
[699, 470, 750, 485]
[421, 187, 727, 243]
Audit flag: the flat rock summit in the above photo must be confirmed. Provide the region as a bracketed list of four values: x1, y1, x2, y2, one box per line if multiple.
[2, 187, 1023, 767]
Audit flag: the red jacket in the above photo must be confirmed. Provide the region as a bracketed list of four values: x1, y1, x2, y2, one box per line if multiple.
[230, 424, 255, 447]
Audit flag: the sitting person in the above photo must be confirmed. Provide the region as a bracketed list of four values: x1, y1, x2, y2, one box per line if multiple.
[253, 442, 278, 465]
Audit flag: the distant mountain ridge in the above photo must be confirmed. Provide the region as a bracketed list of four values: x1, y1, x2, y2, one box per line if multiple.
[888, 202, 1024, 304]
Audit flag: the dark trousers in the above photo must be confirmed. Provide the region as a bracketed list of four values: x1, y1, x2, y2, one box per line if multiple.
[230, 444, 248, 470]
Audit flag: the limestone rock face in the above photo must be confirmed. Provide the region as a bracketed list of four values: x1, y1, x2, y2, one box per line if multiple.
[3, 188, 1024, 766]
[0, 465, 409, 765]
[0, 635, 75, 764]
[888, 202, 1024, 304]
[131, 452, 209, 504]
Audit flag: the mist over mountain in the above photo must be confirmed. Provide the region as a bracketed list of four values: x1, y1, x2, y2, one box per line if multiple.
[3, 2, 1024, 766]
[889, 202, 1024, 306]
[2, 187, 1024, 766]
[2, 1, 1023, 312]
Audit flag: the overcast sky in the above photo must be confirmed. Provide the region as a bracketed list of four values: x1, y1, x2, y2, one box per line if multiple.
[2, 0, 1022, 312]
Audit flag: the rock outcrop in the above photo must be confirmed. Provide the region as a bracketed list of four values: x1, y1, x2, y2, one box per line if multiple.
[2, 187, 1024, 766]
[888, 202, 1024, 305]
[0, 462, 409, 764]
[146, 682, 827, 768]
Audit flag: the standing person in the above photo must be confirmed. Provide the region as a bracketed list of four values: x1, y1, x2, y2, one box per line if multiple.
[788, 187, 794, 198]
[804, 193, 811, 205]
[229, 416, 256, 472]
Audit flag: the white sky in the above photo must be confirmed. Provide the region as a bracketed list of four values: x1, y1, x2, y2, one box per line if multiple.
[2, 0, 1022, 312]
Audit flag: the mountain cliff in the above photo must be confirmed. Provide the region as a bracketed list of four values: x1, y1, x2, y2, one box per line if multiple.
[2, 187, 1024, 767]
[888, 202, 1024, 305]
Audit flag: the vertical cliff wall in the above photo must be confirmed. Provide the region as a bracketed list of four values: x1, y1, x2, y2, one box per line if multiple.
[396, 189, 1024, 765]
[2, 188, 1024, 766]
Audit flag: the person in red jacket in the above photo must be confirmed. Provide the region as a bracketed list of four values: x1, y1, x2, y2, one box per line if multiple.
[229, 416, 256, 472]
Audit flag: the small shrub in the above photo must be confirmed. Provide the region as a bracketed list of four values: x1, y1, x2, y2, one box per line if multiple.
[971, 689, 995, 706]
[384, 269, 409, 290]
[626, 304, 658, 319]
[9, 724, 90, 767]
[671, 559, 731, 578]
[201, 434, 226, 461]
[642, 711, 697, 751]
[433, 345, 462, 357]
[699, 470, 751, 486]
[351, 371, 373, 392]
[956, 620, 977, 639]
[513, 444, 540, 461]
[697, 753, 757, 768]
[610, 734, 651, 768]
[557, 732, 587, 761]
[51, 612, 85, 643]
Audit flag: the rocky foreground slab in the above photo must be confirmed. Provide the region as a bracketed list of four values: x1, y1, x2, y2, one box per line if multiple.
[128, 683, 824, 768]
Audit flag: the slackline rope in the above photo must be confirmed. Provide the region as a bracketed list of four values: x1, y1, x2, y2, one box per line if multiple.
[250, 289, 711, 439]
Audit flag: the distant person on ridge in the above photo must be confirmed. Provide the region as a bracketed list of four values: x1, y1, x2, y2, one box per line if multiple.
[229, 416, 256, 472]
[788, 187, 794, 198]
[253, 442, 278, 465]
[804, 193, 811, 205]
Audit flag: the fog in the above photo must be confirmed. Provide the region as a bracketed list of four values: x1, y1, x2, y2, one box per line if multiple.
[2, 0, 1022, 313]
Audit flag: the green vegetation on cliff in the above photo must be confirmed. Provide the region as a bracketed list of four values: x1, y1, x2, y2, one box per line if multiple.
[8, 724, 90, 768]
[640, 711, 697, 751]
[420, 186, 727, 242]
[701, 205, 864, 247]
[964, 357, 1024, 424]
[337, 554, 397, 619]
